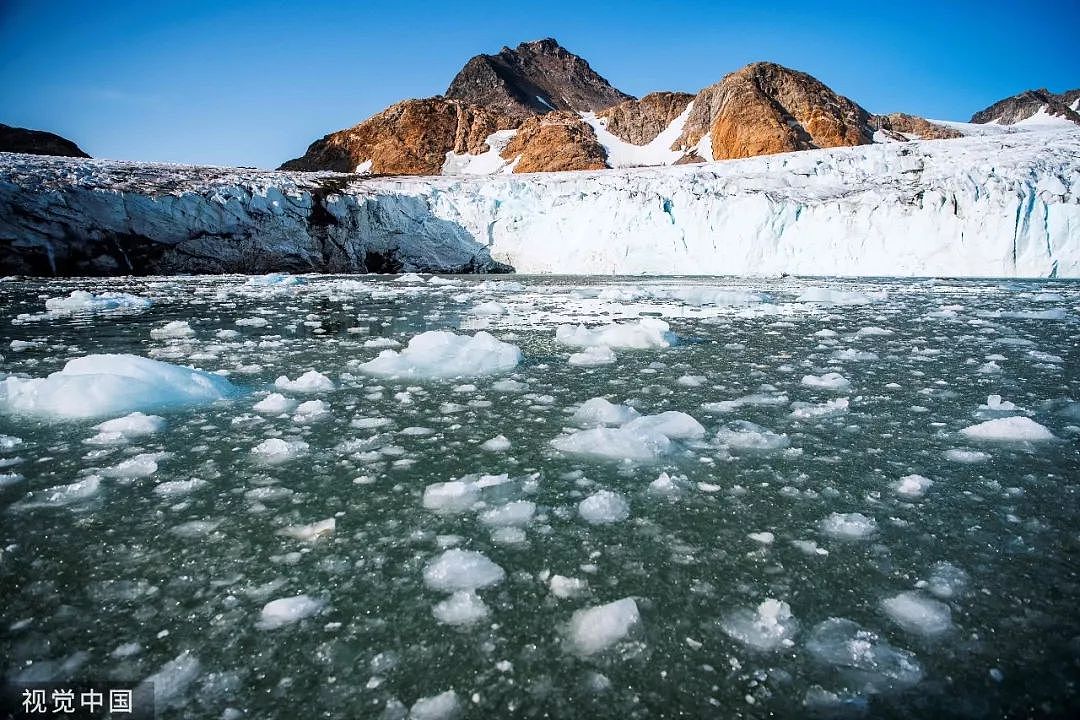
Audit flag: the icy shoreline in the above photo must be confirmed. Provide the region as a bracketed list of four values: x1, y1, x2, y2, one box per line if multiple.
[1, 126, 1078, 277]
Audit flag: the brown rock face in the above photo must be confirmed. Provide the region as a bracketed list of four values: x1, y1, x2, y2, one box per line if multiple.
[970, 88, 1080, 125]
[869, 113, 963, 140]
[678, 62, 873, 160]
[0, 124, 90, 158]
[279, 98, 516, 174]
[596, 92, 695, 145]
[500, 111, 607, 173]
[445, 38, 633, 120]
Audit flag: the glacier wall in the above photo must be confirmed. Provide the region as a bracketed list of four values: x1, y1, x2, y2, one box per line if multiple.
[1, 126, 1077, 277]
[392, 126, 1080, 277]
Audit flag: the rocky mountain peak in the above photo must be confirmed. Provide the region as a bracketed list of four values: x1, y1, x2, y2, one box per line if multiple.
[970, 87, 1080, 125]
[444, 38, 633, 120]
[0, 123, 90, 158]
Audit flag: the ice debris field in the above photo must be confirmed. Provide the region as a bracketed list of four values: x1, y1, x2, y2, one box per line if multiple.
[1, 273, 1078, 719]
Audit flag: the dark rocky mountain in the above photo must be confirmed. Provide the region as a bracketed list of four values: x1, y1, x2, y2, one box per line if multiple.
[970, 88, 1080, 125]
[0, 123, 90, 158]
[444, 38, 633, 120]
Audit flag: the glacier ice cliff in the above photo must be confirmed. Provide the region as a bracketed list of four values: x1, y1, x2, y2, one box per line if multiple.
[1, 126, 1077, 277]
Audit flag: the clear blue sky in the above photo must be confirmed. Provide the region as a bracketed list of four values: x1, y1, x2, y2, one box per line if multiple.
[1, 0, 1076, 168]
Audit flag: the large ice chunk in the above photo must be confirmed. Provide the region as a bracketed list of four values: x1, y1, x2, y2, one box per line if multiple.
[44, 290, 151, 315]
[409, 691, 461, 720]
[806, 618, 923, 692]
[959, 416, 1056, 442]
[720, 599, 799, 651]
[556, 319, 676, 349]
[423, 549, 505, 593]
[256, 595, 327, 629]
[578, 490, 630, 524]
[357, 331, 521, 379]
[565, 597, 640, 655]
[0, 354, 237, 420]
[880, 592, 953, 636]
[551, 410, 704, 462]
[820, 513, 878, 540]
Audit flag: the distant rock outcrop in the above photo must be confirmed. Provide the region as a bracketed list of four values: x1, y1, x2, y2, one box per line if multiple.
[595, 92, 695, 145]
[280, 98, 516, 175]
[970, 88, 1080, 126]
[0, 123, 90, 158]
[445, 38, 633, 120]
[869, 113, 963, 141]
[500, 112, 607, 173]
[678, 62, 873, 160]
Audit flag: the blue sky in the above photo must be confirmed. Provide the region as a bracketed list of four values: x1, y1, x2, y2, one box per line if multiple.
[1, 0, 1076, 168]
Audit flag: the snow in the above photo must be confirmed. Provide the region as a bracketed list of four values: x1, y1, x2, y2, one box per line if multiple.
[442, 129, 517, 176]
[556, 319, 676, 349]
[893, 474, 933, 498]
[820, 512, 878, 540]
[720, 599, 799, 651]
[275, 370, 334, 393]
[581, 102, 693, 168]
[566, 597, 640, 655]
[0, 354, 237, 420]
[256, 595, 327, 629]
[578, 490, 630, 524]
[881, 592, 953, 636]
[357, 331, 522, 379]
[959, 416, 1056, 442]
[423, 549, 505, 592]
[432, 591, 489, 626]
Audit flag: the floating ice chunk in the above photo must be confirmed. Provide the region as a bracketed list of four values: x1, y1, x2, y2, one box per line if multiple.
[490, 526, 527, 545]
[831, 349, 879, 362]
[959, 416, 1055, 442]
[236, 316, 269, 327]
[394, 273, 426, 283]
[702, 392, 789, 414]
[791, 539, 829, 556]
[153, 478, 207, 497]
[720, 599, 799, 651]
[715, 421, 790, 452]
[251, 438, 309, 464]
[253, 393, 295, 414]
[677, 374, 706, 387]
[139, 651, 201, 709]
[556, 318, 676, 349]
[573, 397, 640, 427]
[0, 434, 21, 450]
[278, 518, 335, 542]
[293, 399, 330, 423]
[821, 513, 877, 540]
[472, 301, 506, 316]
[578, 490, 630, 524]
[256, 595, 328, 629]
[103, 452, 168, 479]
[791, 398, 850, 419]
[171, 519, 222, 538]
[924, 562, 969, 599]
[423, 549, 505, 593]
[893, 474, 932, 498]
[552, 410, 703, 462]
[0, 472, 23, 488]
[0, 354, 237, 420]
[796, 288, 880, 305]
[944, 448, 990, 463]
[95, 412, 165, 438]
[623, 412, 706, 440]
[151, 320, 195, 339]
[566, 598, 640, 655]
[13, 475, 101, 510]
[357, 331, 522, 380]
[648, 471, 684, 496]
[881, 592, 952, 636]
[979, 394, 1018, 412]
[806, 618, 923, 692]
[44, 291, 151, 315]
[409, 691, 461, 720]
[432, 591, 490, 626]
[491, 379, 526, 392]
[801, 373, 851, 390]
[568, 345, 617, 366]
[549, 575, 588, 599]
[748, 531, 775, 544]
[480, 435, 511, 452]
[275, 370, 334, 393]
[479, 501, 535, 527]
[855, 326, 894, 337]
[247, 273, 304, 287]
[423, 480, 480, 515]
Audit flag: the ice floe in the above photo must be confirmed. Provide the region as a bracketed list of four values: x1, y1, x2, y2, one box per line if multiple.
[720, 599, 799, 651]
[357, 331, 522, 379]
[423, 549, 505, 592]
[565, 597, 640, 655]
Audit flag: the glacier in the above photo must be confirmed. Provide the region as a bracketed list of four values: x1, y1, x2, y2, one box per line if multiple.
[1, 125, 1077, 276]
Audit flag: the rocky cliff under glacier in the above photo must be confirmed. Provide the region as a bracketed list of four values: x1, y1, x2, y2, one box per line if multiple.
[1, 126, 1077, 277]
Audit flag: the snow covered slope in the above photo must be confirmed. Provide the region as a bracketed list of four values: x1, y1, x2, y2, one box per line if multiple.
[1, 126, 1077, 277]
[383, 125, 1080, 277]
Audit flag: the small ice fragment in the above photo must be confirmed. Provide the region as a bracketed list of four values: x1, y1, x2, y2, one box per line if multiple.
[432, 592, 490, 626]
[801, 373, 851, 390]
[578, 490, 630, 524]
[480, 435, 511, 452]
[566, 598, 640, 655]
[251, 438, 309, 464]
[278, 518, 335, 542]
[409, 691, 461, 720]
[893, 474, 932, 498]
[573, 397, 640, 427]
[275, 370, 334, 393]
[549, 575, 588, 599]
[568, 346, 617, 366]
[881, 591, 953, 636]
[256, 595, 327, 629]
[423, 549, 505, 592]
[820, 513, 877, 540]
[720, 599, 799, 651]
[254, 393, 295, 414]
